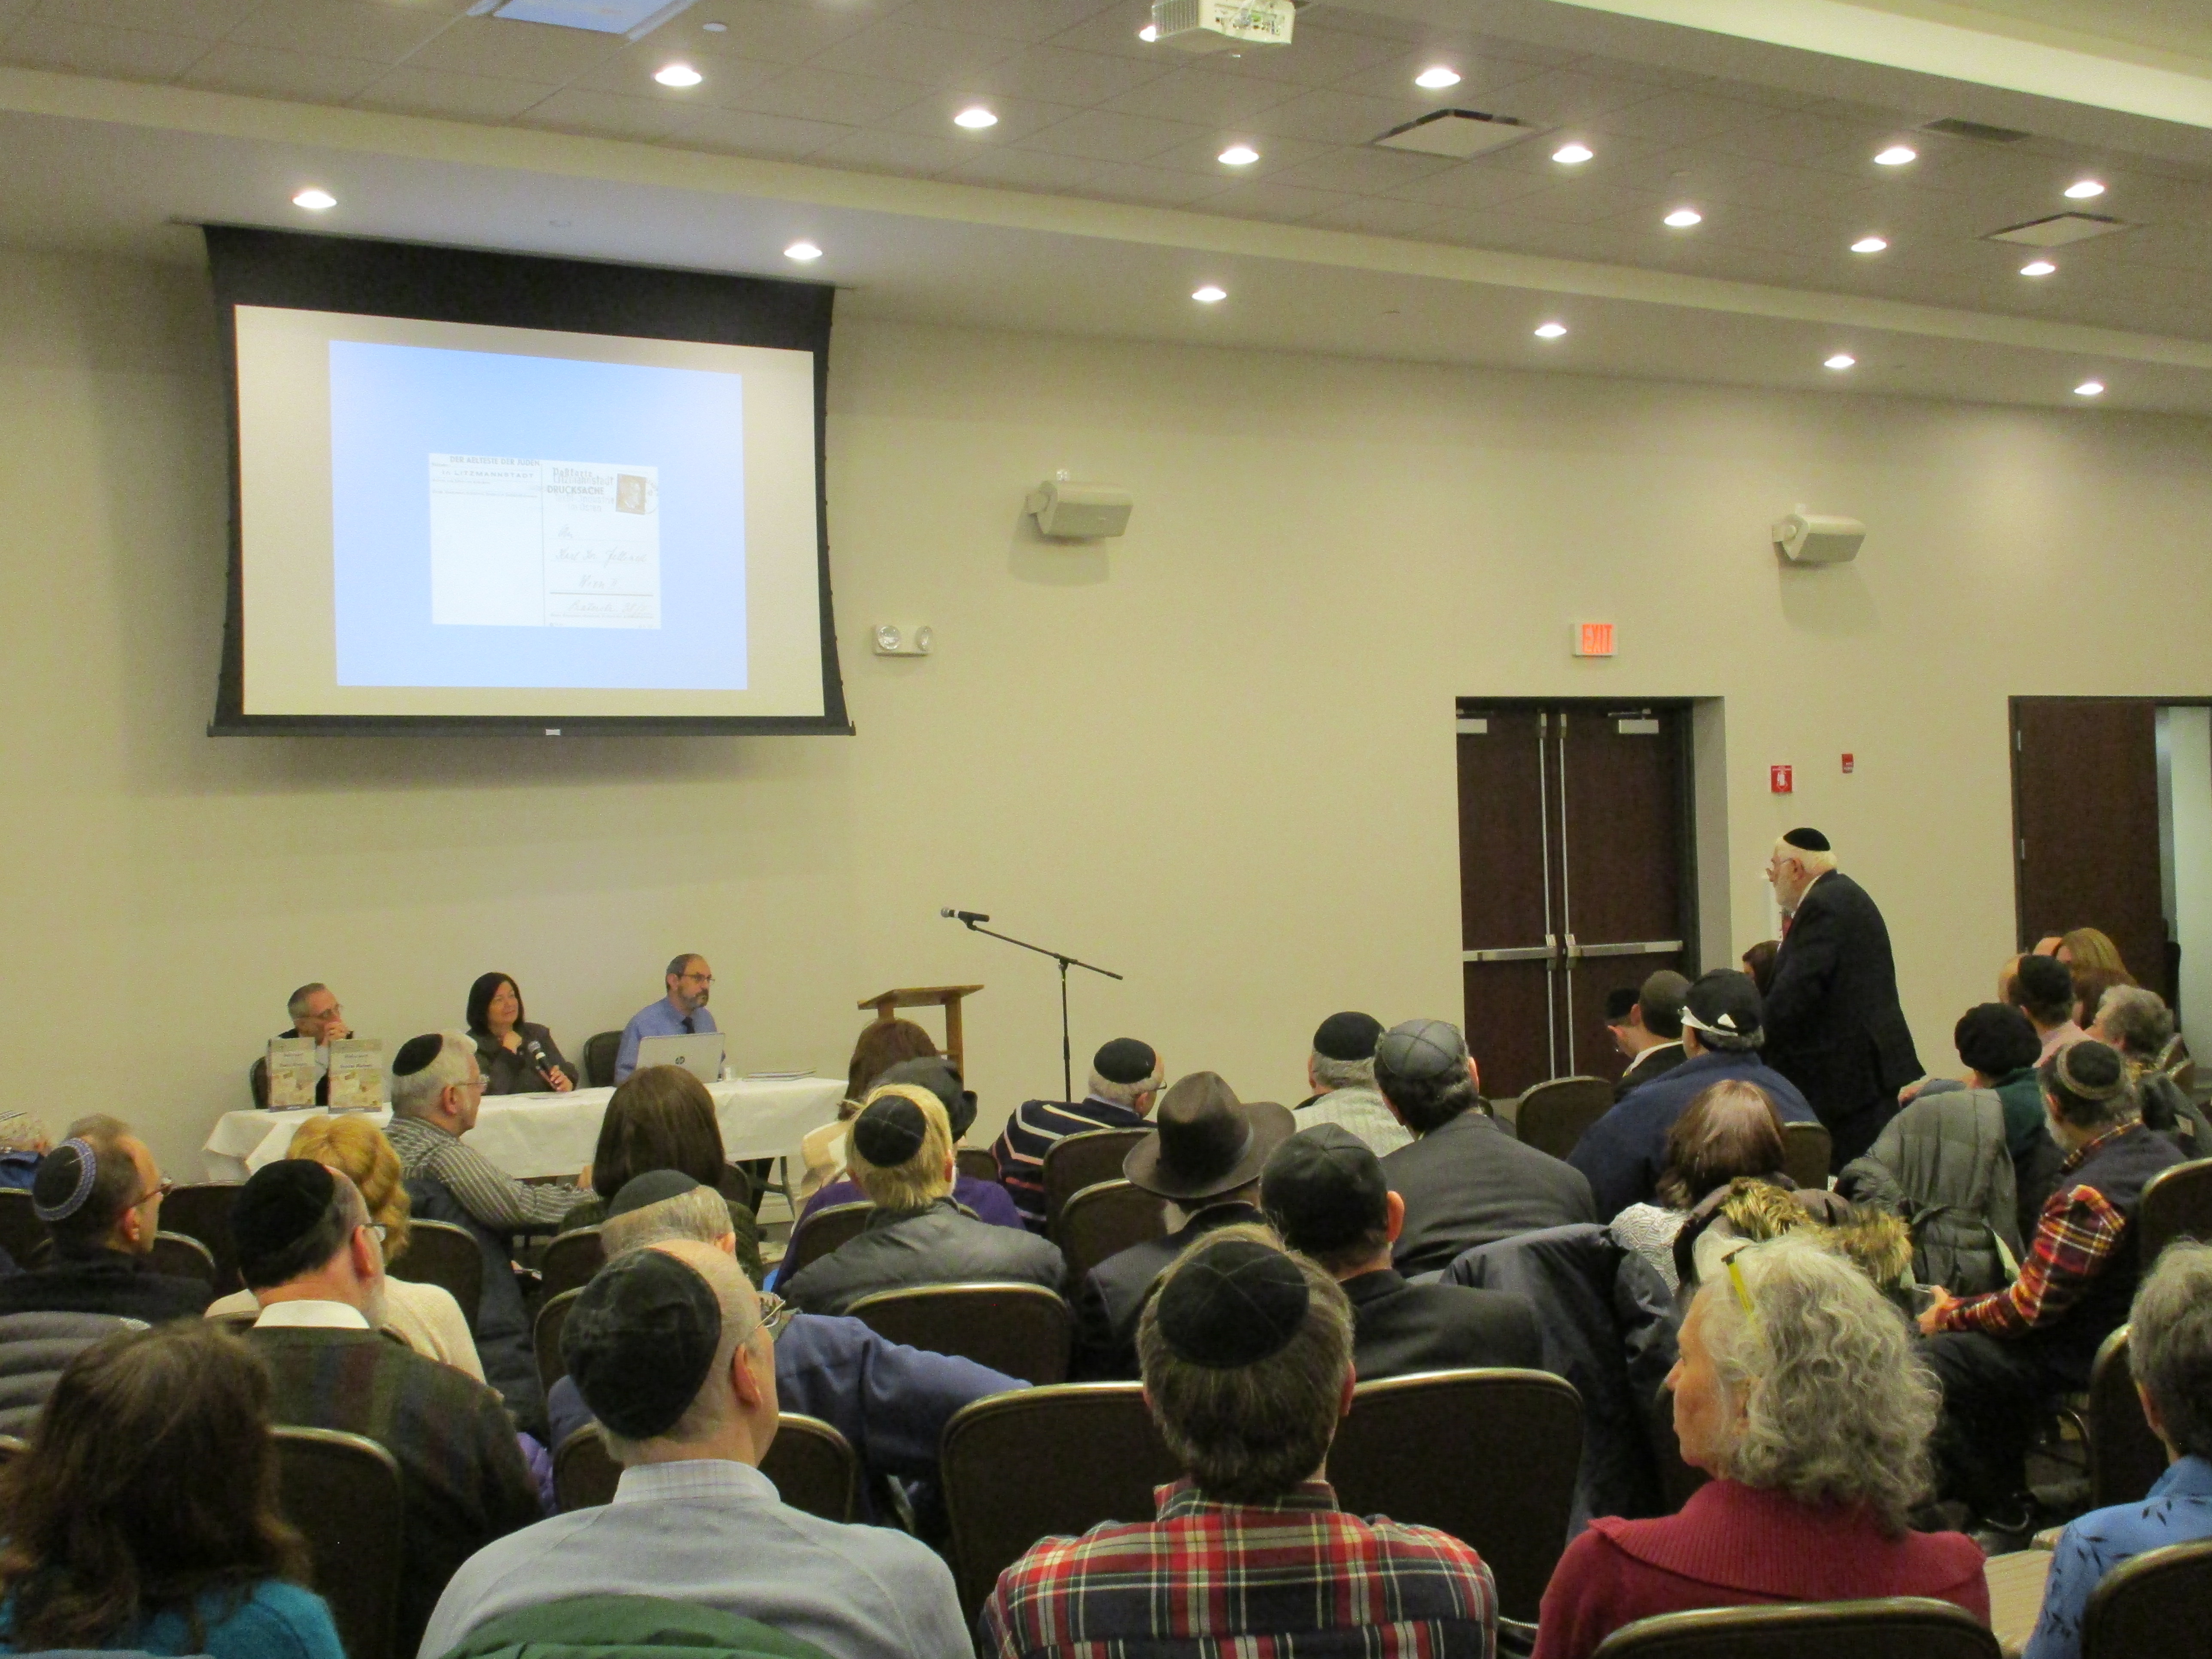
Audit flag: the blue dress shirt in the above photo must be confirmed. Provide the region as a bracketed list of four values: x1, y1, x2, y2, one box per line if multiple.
[614, 997, 720, 1082]
[2026, 1454, 2212, 1659]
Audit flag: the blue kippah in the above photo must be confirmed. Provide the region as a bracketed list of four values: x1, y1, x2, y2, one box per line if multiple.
[32, 1138, 100, 1224]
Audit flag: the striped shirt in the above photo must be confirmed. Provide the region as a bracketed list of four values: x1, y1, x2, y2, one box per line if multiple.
[982, 1477, 1497, 1657]
[385, 1114, 589, 1234]
[992, 1096, 1152, 1232]
[1932, 1119, 2132, 1338]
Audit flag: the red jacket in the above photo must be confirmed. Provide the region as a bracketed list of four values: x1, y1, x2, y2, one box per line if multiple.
[1532, 1479, 1989, 1659]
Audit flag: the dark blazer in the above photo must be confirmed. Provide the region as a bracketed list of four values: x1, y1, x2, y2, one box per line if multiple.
[1763, 870, 1923, 1166]
[781, 1196, 1066, 1316]
[1569, 1050, 1818, 1222]
[1340, 1267, 1542, 1382]
[1614, 1042, 1687, 1101]
[473, 1022, 580, 1096]
[1072, 1200, 1263, 1379]
[1381, 1111, 1596, 1276]
[0, 1247, 212, 1324]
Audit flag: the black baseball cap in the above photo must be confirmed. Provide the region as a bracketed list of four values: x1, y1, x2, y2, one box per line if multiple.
[1680, 970, 1764, 1047]
[1261, 1124, 1388, 1254]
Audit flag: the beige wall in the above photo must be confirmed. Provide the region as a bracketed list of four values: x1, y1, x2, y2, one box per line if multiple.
[5, 243, 2211, 1179]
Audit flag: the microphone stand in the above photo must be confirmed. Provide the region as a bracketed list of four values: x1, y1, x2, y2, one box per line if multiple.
[950, 916, 1124, 1101]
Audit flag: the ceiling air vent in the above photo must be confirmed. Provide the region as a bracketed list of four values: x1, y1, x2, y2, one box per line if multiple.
[1374, 109, 1543, 160]
[468, 0, 696, 39]
[1920, 117, 2033, 144]
[1987, 212, 2127, 247]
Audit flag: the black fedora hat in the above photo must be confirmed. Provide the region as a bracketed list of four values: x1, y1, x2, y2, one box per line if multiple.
[1123, 1072, 1294, 1203]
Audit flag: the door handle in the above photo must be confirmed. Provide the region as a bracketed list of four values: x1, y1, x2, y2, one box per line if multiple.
[1565, 939, 1684, 960]
[1462, 945, 1557, 963]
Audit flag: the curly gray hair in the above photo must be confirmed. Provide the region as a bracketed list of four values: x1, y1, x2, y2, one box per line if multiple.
[1694, 1237, 1938, 1535]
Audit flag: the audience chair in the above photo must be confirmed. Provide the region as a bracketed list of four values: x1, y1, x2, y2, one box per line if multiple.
[555, 1416, 857, 1522]
[1782, 1120, 1834, 1190]
[2082, 1535, 2212, 1659]
[941, 1382, 1178, 1618]
[1330, 1368, 1582, 1623]
[273, 1425, 404, 1659]
[955, 1147, 1001, 1184]
[845, 1282, 1073, 1385]
[553, 1422, 621, 1510]
[1589, 1596, 2000, 1658]
[780, 1200, 872, 1281]
[0, 1191, 47, 1270]
[146, 1231, 217, 1286]
[386, 1218, 483, 1331]
[1042, 1129, 1152, 1233]
[1055, 1179, 1166, 1287]
[158, 1182, 242, 1294]
[2136, 1157, 2212, 1269]
[533, 1287, 583, 1396]
[538, 1228, 605, 1302]
[1515, 1077, 1616, 1161]
[581, 1031, 622, 1089]
[0, 1434, 23, 1463]
[2086, 1326, 2166, 1509]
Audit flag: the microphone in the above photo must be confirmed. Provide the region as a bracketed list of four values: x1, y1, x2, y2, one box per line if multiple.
[524, 1039, 563, 1088]
[939, 908, 991, 924]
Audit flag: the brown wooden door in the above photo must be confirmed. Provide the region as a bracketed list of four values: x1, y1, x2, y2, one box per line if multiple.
[2011, 699, 2172, 1003]
[1456, 703, 1695, 1098]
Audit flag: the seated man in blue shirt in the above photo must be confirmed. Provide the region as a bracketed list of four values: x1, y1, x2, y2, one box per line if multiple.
[613, 953, 719, 1082]
[2026, 1239, 2212, 1659]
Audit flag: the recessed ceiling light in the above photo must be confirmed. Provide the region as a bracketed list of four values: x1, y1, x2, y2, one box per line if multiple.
[784, 241, 822, 262]
[2074, 380, 2105, 397]
[1415, 66, 1461, 90]
[654, 62, 702, 87]
[701, 20, 726, 31]
[1874, 145, 1916, 166]
[1192, 285, 1227, 304]
[1850, 235, 1888, 254]
[1825, 353, 1856, 370]
[292, 188, 336, 211]
[1552, 143, 1593, 165]
[1218, 144, 1259, 166]
[1138, 23, 1158, 42]
[2064, 179, 2106, 199]
[954, 105, 998, 130]
[2021, 259, 2057, 277]
[1534, 322, 1568, 339]
[1664, 207, 1702, 228]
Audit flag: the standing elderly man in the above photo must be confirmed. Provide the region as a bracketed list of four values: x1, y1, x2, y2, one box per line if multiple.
[614, 954, 719, 1083]
[1761, 828, 1922, 1167]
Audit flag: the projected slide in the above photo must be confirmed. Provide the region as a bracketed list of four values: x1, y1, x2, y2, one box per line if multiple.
[428, 455, 661, 629]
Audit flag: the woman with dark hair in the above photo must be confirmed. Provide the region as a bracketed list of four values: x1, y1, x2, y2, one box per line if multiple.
[1739, 940, 1779, 998]
[557, 1065, 762, 1286]
[0, 1322, 342, 1659]
[464, 972, 575, 1096]
[1609, 1079, 1787, 1291]
[799, 1018, 943, 1203]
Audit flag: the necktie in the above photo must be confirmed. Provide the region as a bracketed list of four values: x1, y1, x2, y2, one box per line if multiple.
[681, 1015, 695, 1034]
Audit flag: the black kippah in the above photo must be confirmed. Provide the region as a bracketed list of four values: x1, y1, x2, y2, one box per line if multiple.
[392, 1033, 445, 1076]
[1313, 1012, 1382, 1063]
[852, 1094, 928, 1167]
[1782, 827, 1831, 852]
[1094, 1038, 1158, 1085]
[232, 1160, 338, 1267]
[1155, 1238, 1311, 1368]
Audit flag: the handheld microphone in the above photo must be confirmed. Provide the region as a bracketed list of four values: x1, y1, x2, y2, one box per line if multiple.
[524, 1039, 562, 1088]
[939, 908, 991, 924]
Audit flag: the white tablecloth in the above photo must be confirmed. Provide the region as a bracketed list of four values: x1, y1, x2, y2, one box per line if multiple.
[201, 1076, 844, 1183]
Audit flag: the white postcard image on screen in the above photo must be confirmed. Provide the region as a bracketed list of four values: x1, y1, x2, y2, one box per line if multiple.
[429, 454, 660, 629]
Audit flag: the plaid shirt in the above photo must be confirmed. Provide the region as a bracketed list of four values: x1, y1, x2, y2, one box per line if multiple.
[981, 1477, 1497, 1657]
[1933, 1120, 2133, 1338]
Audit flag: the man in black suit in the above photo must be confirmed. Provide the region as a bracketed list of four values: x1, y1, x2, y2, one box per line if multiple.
[1607, 970, 1691, 1101]
[1373, 1020, 1596, 1276]
[1762, 827, 1923, 1168]
[1262, 1124, 1540, 1380]
[1070, 1073, 1294, 1379]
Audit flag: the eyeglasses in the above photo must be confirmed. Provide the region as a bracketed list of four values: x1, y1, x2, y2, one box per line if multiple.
[678, 972, 714, 986]
[365, 1223, 388, 1245]
[754, 1291, 794, 1343]
[127, 1178, 176, 1209]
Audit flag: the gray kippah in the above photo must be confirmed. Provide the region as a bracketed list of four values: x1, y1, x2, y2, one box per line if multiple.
[1155, 1238, 1310, 1368]
[1375, 1018, 1467, 1082]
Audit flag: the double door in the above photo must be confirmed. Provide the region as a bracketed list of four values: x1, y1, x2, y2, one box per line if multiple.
[1455, 702, 1696, 1099]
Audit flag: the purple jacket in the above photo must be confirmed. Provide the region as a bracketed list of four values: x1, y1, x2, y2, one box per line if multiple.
[798, 1172, 1024, 1233]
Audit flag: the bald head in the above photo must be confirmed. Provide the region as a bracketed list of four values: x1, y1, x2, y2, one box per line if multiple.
[617, 1240, 776, 1460]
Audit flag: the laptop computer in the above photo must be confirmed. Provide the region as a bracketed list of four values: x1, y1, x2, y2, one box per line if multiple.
[635, 1032, 725, 1085]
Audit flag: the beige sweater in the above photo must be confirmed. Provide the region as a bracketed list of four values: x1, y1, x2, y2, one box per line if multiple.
[207, 1274, 484, 1381]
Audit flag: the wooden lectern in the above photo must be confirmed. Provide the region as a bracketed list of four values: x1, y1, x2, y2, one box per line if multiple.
[857, 985, 984, 1073]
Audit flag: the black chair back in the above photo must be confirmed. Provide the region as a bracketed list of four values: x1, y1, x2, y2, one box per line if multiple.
[0, 1190, 48, 1270]
[781, 1201, 872, 1280]
[2137, 1157, 2212, 1267]
[956, 1147, 1002, 1184]
[1516, 1078, 1616, 1161]
[539, 1228, 605, 1302]
[1591, 1596, 2001, 1658]
[1042, 1129, 1151, 1231]
[1782, 1120, 1835, 1188]
[159, 1183, 242, 1294]
[555, 1417, 857, 1523]
[1330, 1368, 1581, 1622]
[2083, 1535, 2212, 1659]
[274, 1425, 404, 1659]
[942, 1383, 1177, 1617]
[0, 1434, 23, 1462]
[1054, 1179, 1164, 1284]
[2087, 1326, 2166, 1509]
[386, 1218, 484, 1331]
[147, 1231, 217, 1286]
[533, 1286, 583, 1395]
[845, 1282, 1073, 1384]
[582, 1031, 622, 1088]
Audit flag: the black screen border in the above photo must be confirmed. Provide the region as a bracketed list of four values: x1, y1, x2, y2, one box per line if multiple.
[204, 225, 851, 737]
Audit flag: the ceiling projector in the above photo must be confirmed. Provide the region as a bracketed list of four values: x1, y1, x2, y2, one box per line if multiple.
[1151, 0, 1296, 53]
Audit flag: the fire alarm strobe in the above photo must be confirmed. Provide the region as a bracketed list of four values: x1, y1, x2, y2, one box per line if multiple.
[1771, 765, 1794, 794]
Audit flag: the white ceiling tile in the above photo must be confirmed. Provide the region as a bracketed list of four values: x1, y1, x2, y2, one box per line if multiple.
[805, 20, 1027, 86]
[1503, 179, 1674, 227]
[1474, 67, 1670, 126]
[647, 0, 877, 67]
[662, 103, 849, 158]
[1239, 85, 1428, 146]
[965, 42, 1166, 106]
[1325, 48, 1556, 105]
[350, 64, 562, 122]
[1036, 5, 1168, 62]
[805, 122, 974, 178]
[1300, 194, 1449, 237]
[872, 90, 1084, 146]
[179, 40, 389, 101]
[565, 42, 778, 105]
[223, 2, 457, 64]
[1066, 159, 1227, 206]
[939, 146, 1106, 192]
[518, 86, 698, 141]
[1580, 89, 1771, 147]
[1014, 106, 1206, 162]
[1198, 176, 1357, 223]
[0, 15, 212, 77]
[404, 15, 626, 83]
[1208, 23, 1404, 88]
[34, 0, 256, 40]
[896, 0, 1116, 43]
[1100, 63, 1302, 125]
[1261, 144, 1458, 195]
[1138, 129, 1333, 179]
[717, 63, 925, 125]
[1379, 160, 1553, 211]
[1698, 112, 1895, 171]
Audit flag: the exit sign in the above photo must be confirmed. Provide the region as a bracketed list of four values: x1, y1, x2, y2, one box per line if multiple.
[1574, 621, 1616, 657]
